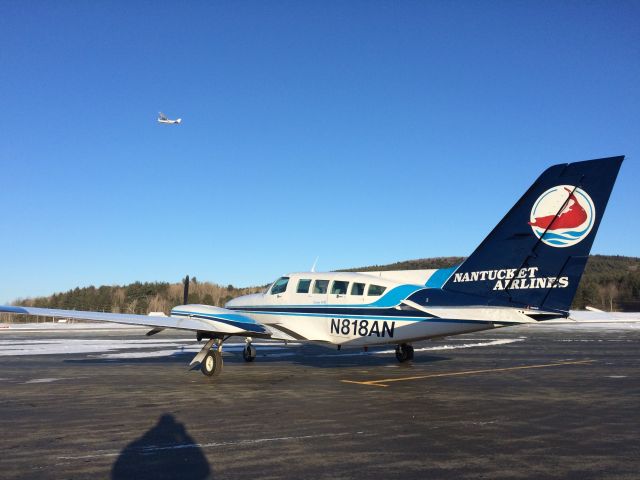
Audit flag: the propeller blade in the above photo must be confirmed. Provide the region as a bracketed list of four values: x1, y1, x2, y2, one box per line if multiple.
[183, 275, 190, 304]
[146, 327, 165, 336]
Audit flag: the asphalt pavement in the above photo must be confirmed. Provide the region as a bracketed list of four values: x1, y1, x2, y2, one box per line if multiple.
[0, 323, 638, 479]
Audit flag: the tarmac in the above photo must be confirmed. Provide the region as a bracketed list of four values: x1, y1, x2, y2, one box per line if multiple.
[0, 323, 638, 479]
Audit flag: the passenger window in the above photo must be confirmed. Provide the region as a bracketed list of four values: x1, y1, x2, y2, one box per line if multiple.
[297, 279, 311, 294]
[331, 280, 349, 295]
[270, 277, 289, 295]
[313, 280, 329, 294]
[367, 284, 387, 296]
[351, 282, 365, 295]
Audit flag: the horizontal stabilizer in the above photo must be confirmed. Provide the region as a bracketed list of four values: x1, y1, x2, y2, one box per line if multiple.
[401, 299, 538, 324]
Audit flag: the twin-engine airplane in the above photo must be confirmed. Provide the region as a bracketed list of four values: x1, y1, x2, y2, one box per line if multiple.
[1, 156, 625, 378]
[157, 112, 181, 124]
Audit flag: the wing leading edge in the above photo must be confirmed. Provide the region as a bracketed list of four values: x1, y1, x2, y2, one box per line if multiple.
[0, 305, 268, 336]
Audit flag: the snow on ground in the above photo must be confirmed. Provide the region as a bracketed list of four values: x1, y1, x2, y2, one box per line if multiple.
[0, 313, 638, 359]
[0, 322, 144, 332]
[0, 338, 296, 357]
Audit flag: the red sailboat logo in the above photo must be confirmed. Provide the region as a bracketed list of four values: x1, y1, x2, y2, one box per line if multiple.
[529, 188, 587, 230]
[529, 185, 595, 248]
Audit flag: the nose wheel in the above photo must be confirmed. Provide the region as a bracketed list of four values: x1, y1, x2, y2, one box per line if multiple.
[395, 343, 414, 363]
[243, 341, 257, 362]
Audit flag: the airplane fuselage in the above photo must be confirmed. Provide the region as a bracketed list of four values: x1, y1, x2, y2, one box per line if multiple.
[221, 269, 499, 347]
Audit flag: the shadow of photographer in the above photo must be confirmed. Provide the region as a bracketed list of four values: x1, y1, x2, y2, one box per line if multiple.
[111, 413, 212, 480]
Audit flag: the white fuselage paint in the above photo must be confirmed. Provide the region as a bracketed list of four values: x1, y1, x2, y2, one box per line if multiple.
[215, 270, 497, 347]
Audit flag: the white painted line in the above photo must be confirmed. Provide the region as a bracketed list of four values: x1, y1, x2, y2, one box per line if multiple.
[58, 431, 364, 460]
[23, 378, 65, 384]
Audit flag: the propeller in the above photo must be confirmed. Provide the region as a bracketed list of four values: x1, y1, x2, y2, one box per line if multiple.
[183, 275, 190, 305]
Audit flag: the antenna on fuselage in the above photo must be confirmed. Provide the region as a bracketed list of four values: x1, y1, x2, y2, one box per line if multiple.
[310, 257, 319, 273]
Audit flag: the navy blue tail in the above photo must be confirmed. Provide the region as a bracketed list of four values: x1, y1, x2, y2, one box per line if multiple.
[442, 156, 624, 312]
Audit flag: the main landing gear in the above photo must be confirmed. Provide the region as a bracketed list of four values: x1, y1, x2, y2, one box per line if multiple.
[191, 335, 259, 377]
[191, 337, 226, 377]
[201, 348, 223, 376]
[395, 343, 414, 363]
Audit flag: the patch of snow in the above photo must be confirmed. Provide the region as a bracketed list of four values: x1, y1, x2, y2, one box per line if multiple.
[24, 378, 65, 384]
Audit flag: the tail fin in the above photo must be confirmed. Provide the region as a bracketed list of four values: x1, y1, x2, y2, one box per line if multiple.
[176, 118, 182, 124]
[443, 156, 624, 312]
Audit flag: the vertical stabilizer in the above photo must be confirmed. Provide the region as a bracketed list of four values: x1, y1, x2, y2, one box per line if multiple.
[442, 156, 624, 311]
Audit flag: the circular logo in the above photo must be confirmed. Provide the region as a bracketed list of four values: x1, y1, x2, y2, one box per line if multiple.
[529, 185, 595, 248]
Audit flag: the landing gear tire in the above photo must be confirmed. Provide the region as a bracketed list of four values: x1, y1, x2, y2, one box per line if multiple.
[395, 343, 414, 363]
[242, 344, 257, 362]
[201, 350, 223, 376]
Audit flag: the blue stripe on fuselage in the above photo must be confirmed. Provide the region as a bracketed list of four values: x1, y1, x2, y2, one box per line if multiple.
[231, 308, 508, 325]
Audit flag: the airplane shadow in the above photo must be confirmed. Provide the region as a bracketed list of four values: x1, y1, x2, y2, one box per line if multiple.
[111, 413, 212, 480]
[65, 342, 451, 370]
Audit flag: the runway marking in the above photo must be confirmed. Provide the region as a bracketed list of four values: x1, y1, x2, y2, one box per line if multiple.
[57, 431, 363, 460]
[341, 360, 595, 387]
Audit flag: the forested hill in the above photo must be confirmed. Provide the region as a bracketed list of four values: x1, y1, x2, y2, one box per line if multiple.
[12, 280, 264, 317]
[7, 255, 640, 316]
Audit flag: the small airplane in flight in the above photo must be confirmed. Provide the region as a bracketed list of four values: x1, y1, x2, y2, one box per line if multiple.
[0, 156, 626, 379]
[157, 112, 181, 125]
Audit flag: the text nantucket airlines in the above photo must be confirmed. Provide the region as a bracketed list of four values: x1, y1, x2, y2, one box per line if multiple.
[452, 267, 569, 291]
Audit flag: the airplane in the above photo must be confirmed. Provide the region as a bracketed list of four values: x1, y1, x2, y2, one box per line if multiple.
[0, 156, 627, 379]
[157, 112, 181, 125]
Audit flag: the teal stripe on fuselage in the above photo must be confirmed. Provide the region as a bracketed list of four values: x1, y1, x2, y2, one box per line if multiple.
[368, 284, 424, 307]
[425, 266, 458, 288]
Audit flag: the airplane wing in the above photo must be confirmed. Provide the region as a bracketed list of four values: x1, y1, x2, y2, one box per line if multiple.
[158, 112, 167, 120]
[0, 305, 269, 336]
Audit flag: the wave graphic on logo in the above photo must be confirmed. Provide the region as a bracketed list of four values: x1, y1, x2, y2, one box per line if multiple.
[530, 186, 595, 248]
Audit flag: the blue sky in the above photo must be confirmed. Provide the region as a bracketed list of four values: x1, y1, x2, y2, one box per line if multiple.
[1, 1, 638, 303]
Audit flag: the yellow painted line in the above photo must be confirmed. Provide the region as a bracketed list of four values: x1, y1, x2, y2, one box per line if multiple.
[341, 360, 595, 387]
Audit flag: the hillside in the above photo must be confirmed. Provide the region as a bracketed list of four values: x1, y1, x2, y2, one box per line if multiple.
[4, 255, 639, 321]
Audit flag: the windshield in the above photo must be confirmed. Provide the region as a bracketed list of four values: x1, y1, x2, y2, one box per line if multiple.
[270, 277, 289, 295]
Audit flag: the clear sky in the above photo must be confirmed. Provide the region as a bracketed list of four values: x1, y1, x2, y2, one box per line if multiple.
[1, 1, 639, 303]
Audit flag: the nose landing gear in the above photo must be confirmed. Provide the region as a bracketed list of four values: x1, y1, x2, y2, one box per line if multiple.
[395, 343, 414, 363]
[243, 338, 257, 362]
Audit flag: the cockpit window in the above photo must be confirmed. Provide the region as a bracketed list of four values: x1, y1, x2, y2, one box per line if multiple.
[296, 279, 311, 294]
[367, 284, 387, 296]
[312, 280, 329, 294]
[331, 280, 349, 295]
[270, 277, 289, 295]
[351, 282, 365, 295]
